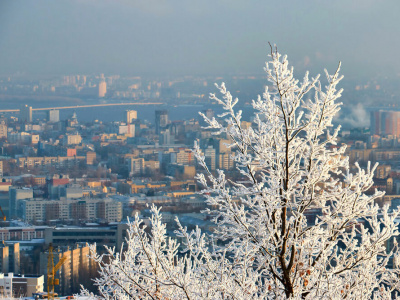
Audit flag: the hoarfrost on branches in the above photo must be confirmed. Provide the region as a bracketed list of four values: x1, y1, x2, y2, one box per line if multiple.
[81, 48, 400, 299]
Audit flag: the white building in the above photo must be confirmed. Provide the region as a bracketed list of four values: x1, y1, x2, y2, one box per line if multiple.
[98, 81, 107, 97]
[47, 110, 60, 123]
[128, 158, 145, 175]
[0, 273, 44, 298]
[63, 133, 82, 145]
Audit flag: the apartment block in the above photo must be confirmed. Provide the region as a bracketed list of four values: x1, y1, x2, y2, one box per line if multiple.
[176, 148, 193, 165]
[63, 133, 82, 145]
[0, 123, 7, 139]
[17, 156, 85, 169]
[21, 198, 122, 223]
[0, 226, 48, 242]
[371, 110, 400, 137]
[128, 158, 145, 175]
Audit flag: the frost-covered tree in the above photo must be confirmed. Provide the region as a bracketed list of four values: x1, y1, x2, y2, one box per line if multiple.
[81, 48, 400, 299]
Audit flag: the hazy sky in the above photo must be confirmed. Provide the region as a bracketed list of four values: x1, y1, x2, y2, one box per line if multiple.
[0, 0, 399, 78]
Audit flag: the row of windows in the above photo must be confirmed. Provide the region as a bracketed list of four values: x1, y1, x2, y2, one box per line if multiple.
[53, 231, 116, 237]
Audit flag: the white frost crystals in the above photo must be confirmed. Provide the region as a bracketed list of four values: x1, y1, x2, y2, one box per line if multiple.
[81, 48, 400, 299]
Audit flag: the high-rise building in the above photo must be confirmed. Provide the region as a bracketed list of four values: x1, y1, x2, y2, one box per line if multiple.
[0, 242, 20, 274]
[176, 149, 193, 165]
[39, 244, 95, 295]
[159, 129, 172, 145]
[204, 108, 214, 119]
[370, 110, 400, 137]
[20, 105, 32, 123]
[155, 110, 169, 134]
[218, 153, 235, 170]
[199, 109, 215, 126]
[47, 109, 60, 123]
[0, 246, 9, 273]
[98, 81, 107, 97]
[128, 158, 145, 175]
[9, 187, 33, 219]
[0, 122, 7, 139]
[7, 243, 19, 274]
[126, 110, 137, 124]
[204, 146, 216, 170]
[86, 151, 97, 165]
[126, 110, 137, 136]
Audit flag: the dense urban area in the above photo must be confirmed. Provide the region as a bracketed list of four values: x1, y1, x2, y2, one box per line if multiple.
[0, 72, 400, 298]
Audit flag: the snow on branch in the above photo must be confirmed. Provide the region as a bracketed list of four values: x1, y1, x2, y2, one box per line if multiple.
[81, 48, 400, 300]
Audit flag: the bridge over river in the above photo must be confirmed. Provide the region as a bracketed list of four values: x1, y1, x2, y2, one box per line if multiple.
[0, 102, 164, 113]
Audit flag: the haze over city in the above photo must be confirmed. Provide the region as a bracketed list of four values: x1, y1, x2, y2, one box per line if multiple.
[1, 0, 400, 78]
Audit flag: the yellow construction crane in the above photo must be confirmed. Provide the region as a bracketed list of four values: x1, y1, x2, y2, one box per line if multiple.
[47, 243, 67, 300]
[0, 206, 6, 221]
